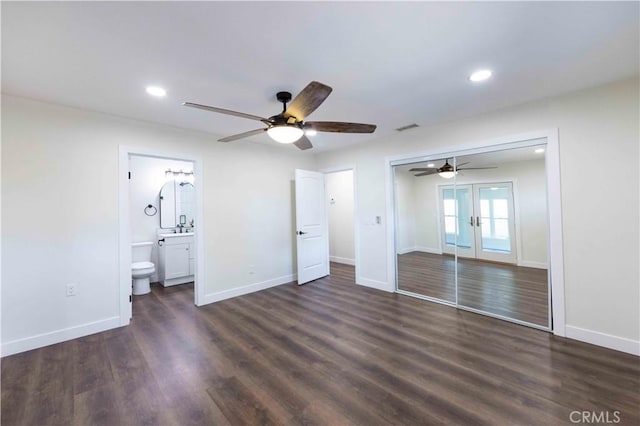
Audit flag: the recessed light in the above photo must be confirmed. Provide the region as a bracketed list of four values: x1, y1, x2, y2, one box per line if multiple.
[469, 69, 492, 82]
[535, 148, 545, 154]
[146, 86, 166, 97]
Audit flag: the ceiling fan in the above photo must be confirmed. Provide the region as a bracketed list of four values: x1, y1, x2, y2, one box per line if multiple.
[410, 159, 497, 178]
[183, 81, 376, 150]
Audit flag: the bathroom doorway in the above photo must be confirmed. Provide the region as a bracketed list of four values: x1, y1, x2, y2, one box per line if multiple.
[118, 147, 205, 324]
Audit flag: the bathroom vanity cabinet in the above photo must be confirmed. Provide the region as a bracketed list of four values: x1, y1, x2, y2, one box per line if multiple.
[157, 233, 195, 286]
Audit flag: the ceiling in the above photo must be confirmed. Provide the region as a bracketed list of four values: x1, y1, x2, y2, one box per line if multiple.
[2, 2, 638, 153]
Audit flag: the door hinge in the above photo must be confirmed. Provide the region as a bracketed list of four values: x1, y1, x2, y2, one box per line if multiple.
[129, 295, 132, 302]
[128, 171, 131, 180]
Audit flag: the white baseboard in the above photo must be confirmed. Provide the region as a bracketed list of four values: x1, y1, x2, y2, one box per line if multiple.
[518, 260, 548, 269]
[1, 316, 121, 357]
[397, 246, 442, 255]
[396, 247, 415, 255]
[565, 325, 639, 356]
[330, 256, 355, 266]
[201, 273, 296, 305]
[415, 246, 443, 255]
[356, 276, 394, 292]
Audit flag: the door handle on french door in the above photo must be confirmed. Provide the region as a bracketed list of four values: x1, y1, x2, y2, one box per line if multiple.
[476, 217, 481, 227]
[469, 216, 474, 226]
[297, 231, 307, 235]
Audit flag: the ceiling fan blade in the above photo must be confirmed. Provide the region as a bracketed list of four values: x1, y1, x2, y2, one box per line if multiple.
[456, 162, 470, 167]
[218, 128, 267, 143]
[409, 167, 435, 172]
[284, 81, 332, 121]
[293, 135, 313, 151]
[305, 121, 376, 133]
[183, 102, 269, 123]
[414, 170, 438, 176]
[457, 166, 498, 170]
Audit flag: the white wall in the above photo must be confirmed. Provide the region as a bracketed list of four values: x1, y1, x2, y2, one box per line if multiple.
[326, 170, 355, 265]
[1, 94, 316, 355]
[394, 170, 416, 254]
[412, 174, 441, 254]
[129, 156, 193, 281]
[316, 77, 640, 352]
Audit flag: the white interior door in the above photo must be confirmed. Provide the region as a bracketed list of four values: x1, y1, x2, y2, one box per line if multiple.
[295, 169, 329, 285]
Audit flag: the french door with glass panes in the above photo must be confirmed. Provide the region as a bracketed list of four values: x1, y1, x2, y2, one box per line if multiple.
[440, 182, 516, 264]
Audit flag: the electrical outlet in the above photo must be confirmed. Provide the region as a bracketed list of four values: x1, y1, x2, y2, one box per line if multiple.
[66, 283, 77, 297]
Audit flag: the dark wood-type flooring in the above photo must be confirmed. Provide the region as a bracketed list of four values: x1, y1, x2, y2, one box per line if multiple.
[2, 263, 638, 425]
[398, 251, 549, 326]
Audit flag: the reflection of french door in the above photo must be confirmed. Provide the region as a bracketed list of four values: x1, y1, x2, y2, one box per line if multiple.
[440, 182, 516, 264]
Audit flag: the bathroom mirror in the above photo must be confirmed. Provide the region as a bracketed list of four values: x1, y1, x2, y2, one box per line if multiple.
[160, 181, 195, 229]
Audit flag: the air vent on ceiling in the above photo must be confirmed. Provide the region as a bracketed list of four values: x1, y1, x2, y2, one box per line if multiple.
[395, 123, 419, 132]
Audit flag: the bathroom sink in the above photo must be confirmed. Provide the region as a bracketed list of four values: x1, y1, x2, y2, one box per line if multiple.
[159, 232, 194, 238]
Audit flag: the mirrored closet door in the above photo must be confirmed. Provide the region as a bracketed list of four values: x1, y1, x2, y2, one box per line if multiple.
[394, 158, 456, 304]
[393, 142, 551, 329]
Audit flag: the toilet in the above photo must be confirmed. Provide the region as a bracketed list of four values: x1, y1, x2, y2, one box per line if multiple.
[132, 242, 155, 295]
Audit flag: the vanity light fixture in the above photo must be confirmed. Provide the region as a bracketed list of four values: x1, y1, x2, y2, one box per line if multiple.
[165, 169, 194, 183]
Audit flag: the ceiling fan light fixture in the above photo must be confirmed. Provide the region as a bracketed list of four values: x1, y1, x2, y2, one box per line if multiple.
[267, 125, 304, 144]
[438, 171, 456, 179]
[438, 160, 456, 178]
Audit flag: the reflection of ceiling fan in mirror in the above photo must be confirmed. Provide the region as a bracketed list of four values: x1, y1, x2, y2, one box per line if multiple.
[183, 81, 376, 151]
[410, 159, 497, 178]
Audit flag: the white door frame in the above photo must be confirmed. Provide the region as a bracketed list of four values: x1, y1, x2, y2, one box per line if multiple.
[118, 145, 206, 326]
[319, 165, 360, 281]
[385, 129, 565, 336]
